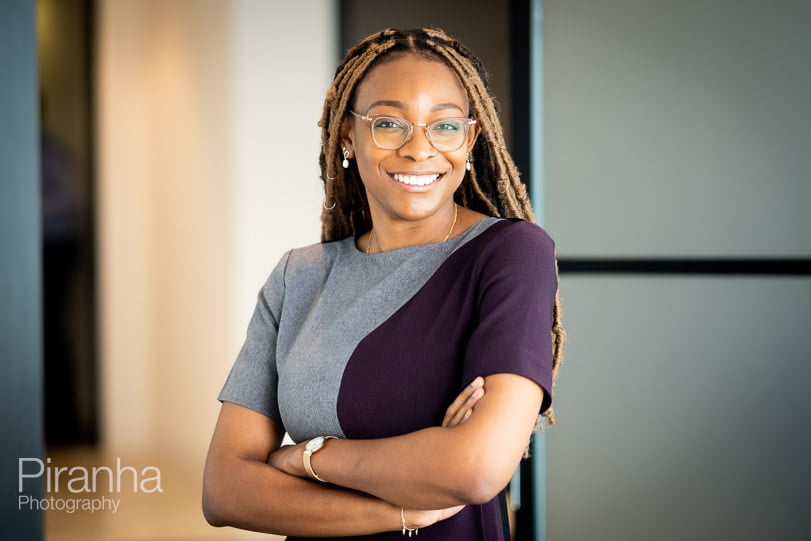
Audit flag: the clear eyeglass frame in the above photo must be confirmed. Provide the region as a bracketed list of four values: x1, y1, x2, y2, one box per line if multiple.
[349, 110, 477, 152]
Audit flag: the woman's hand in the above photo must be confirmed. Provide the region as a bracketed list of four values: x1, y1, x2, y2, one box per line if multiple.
[442, 376, 485, 427]
[402, 504, 465, 530]
[267, 442, 307, 478]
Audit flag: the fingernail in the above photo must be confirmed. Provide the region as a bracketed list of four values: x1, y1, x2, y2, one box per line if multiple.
[463, 410, 471, 420]
[472, 377, 483, 387]
[472, 389, 483, 399]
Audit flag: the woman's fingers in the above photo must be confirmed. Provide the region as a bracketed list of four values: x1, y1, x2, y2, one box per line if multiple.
[442, 376, 485, 428]
[448, 389, 482, 427]
[404, 505, 466, 529]
[440, 505, 466, 521]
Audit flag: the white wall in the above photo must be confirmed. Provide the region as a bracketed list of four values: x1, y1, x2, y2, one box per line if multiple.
[230, 0, 332, 345]
[96, 1, 333, 537]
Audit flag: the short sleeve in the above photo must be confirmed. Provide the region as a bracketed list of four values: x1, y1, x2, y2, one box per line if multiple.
[462, 221, 557, 414]
[218, 250, 291, 422]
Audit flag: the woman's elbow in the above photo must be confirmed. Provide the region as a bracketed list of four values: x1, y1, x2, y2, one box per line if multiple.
[449, 452, 515, 505]
[202, 506, 225, 528]
[456, 472, 509, 505]
[202, 473, 233, 527]
[202, 487, 225, 527]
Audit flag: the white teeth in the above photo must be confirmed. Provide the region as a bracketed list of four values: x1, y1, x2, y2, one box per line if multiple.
[392, 173, 440, 186]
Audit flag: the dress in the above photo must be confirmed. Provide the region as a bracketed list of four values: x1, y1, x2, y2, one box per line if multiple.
[219, 217, 558, 540]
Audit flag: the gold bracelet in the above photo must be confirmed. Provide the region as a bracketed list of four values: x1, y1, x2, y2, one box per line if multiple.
[400, 507, 419, 537]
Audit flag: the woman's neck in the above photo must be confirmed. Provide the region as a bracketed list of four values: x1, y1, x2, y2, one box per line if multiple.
[362, 205, 488, 254]
[365, 204, 458, 254]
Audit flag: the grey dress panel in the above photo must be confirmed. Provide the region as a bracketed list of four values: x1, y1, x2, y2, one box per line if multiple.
[218, 218, 500, 442]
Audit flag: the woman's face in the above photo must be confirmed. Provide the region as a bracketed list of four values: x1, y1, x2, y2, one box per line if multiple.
[344, 54, 479, 226]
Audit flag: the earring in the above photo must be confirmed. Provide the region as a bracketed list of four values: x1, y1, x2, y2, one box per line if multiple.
[465, 154, 471, 171]
[323, 172, 337, 210]
[342, 147, 350, 169]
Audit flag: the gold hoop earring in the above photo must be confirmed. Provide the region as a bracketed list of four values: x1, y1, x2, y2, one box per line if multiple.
[323, 172, 337, 209]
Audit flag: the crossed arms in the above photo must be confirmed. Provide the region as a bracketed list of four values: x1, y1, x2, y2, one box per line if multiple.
[202, 372, 543, 537]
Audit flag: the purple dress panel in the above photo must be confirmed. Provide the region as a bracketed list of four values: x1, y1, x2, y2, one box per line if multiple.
[338, 219, 555, 438]
[289, 219, 557, 541]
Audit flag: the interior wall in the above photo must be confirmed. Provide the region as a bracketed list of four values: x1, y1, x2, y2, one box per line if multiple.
[545, 0, 811, 258]
[230, 0, 331, 346]
[0, 1, 43, 537]
[546, 276, 811, 540]
[543, 1, 811, 539]
[97, 0, 333, 476]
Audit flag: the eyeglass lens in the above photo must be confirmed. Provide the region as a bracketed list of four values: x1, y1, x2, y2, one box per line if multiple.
[371, 117, 469, 151]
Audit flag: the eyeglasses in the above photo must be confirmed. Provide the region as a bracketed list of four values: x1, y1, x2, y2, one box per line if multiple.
[350, 111, 476, 152]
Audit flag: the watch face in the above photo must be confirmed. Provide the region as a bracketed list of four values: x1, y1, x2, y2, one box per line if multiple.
[305, 436, 325, 452]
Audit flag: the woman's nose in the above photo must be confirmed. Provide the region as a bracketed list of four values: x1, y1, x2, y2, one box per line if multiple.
[397, 127, 437, 161]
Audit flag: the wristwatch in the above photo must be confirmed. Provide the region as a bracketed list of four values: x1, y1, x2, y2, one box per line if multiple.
[303, 436, 336, 483]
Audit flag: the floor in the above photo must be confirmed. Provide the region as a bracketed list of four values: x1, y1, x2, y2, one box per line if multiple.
[43, 446, 283, 541]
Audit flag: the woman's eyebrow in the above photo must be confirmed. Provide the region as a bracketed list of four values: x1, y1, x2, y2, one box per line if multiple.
[431, 103, 465, 113]
[367, 100, 408, 110]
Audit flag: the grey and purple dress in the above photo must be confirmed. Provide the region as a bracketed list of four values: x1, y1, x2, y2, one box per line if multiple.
[219, 217, 557, 540]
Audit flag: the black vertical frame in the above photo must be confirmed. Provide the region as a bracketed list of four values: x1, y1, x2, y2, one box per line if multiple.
[39, 0, 99, 445]
[510, 0, 532, 189]
[81, 0, 99, 445]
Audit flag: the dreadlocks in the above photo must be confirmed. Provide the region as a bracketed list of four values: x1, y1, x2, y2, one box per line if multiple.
[317, 28, 565, 430]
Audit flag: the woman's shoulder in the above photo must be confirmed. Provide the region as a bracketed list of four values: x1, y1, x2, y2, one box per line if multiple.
[462, 219, 558, 294]
[502, 218, 554, 242]
[469, 218, 555, 257]
[256, 238, 354, 302]
[280, 236, 356, 277]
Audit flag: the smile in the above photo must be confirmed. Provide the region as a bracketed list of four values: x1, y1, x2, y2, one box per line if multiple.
[391, 173, 442, 186]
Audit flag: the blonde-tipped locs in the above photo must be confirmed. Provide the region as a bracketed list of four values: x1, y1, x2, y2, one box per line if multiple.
[318, 28, 565, 430]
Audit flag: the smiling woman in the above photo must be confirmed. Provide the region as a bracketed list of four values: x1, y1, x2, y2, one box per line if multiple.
[346, 55, 477, 246]
[203, 28, 565, 540]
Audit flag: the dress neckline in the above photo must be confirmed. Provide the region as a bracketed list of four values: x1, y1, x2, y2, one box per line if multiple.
[348, 217, 500, 258]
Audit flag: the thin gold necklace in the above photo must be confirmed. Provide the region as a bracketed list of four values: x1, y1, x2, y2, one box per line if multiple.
[366, 203, 458, 255]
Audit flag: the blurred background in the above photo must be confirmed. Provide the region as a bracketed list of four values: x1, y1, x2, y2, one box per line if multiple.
[2, 0, 809, 540]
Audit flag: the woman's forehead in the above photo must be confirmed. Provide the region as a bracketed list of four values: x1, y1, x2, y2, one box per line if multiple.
[353, 54, 469, 113]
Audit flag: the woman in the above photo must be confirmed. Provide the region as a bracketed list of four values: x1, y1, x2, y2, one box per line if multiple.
[203, 28, 564, 539]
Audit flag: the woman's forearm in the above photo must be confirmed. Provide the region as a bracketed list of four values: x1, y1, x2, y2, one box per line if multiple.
[204, 387, 484, 536]
[318, 426, 491, 509]
[203, 453, 402, 537]
[286, 374, 543, 509]
[203, 402, 409, 537]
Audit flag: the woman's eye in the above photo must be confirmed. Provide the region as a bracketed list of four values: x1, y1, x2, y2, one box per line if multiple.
[433, 121, 461, 132]
[374, 119, 405, 130]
